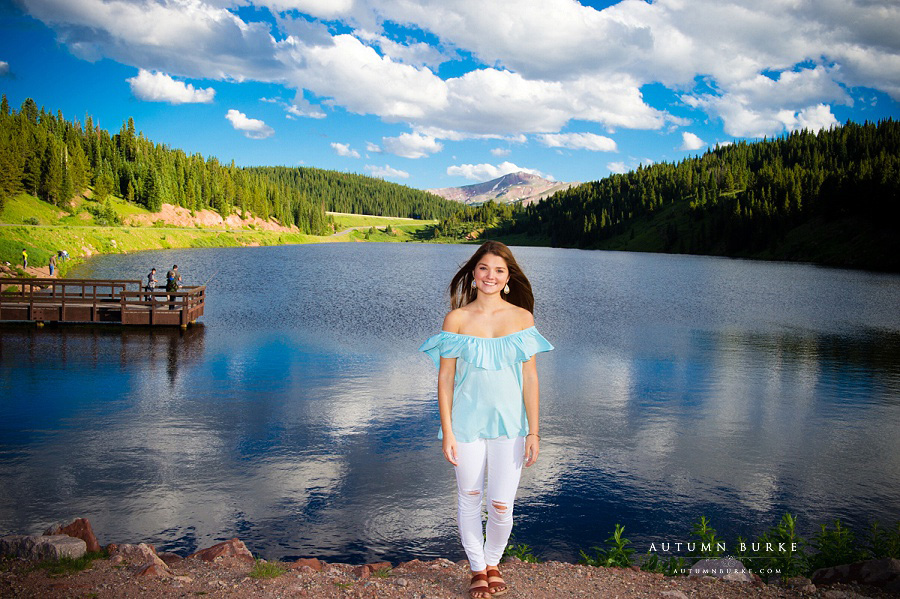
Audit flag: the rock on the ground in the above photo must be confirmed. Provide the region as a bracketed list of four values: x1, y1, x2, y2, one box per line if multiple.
[135, 561, 172, 577]
[353, 564, 371, 579]
[108, 542, 172, 577]
[157, 551, 183, 566]
[0, 534, 87, 561]
[187, 538, 254, 564]
[812, 557, 900, 591]
[688, 557, 753, 582]
[288, 557, 323, 571]
[108, 543, 158, 565]
[43, 518, 101, 553]
[781, 575, 816, 593]
[363, 561, 392, 573]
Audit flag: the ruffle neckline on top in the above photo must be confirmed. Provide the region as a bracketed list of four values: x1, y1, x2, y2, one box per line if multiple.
[419, 326, 554, 370]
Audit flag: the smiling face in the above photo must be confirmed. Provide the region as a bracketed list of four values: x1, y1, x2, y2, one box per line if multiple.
[472, 252, 510, 295]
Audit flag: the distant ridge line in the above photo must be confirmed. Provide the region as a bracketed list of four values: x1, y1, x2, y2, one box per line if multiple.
[428, 171, 578, 206]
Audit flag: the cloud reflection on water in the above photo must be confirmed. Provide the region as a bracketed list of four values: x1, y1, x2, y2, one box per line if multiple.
[2, 244, 900, 564]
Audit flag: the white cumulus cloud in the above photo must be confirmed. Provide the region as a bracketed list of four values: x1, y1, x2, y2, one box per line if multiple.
[382, 132, 443, 159]
[683, 66, 851, 137]
[286, 99, 326, 119]
[782, 104, 839, 133]
[331, 142, 360, 158]
[365, 164, 409, 179]
[261, 96, 326, 119]
[0, 61, 9, 76]
[680, 132, 706, 151]
[490, 147, 510, 157]
[259, 0, 354, 20]
[365, 142, 381, 153]
[538, 132, 618, 152]
[16, 0, 900, 145]
[127, 69, 215, 104]
[446, 161, 551, 182]
[607, 161, 628, 174]
[355, 30, 450, 69]
[225, 109, 274, 139]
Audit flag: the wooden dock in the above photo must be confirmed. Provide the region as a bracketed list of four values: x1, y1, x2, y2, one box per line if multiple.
[0, 278, 205, 327]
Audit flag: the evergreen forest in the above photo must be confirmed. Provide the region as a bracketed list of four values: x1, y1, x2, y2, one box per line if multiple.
[500, 119, 900, 270]
[2, 93, 898, 271]
[0, 96, 459, 235]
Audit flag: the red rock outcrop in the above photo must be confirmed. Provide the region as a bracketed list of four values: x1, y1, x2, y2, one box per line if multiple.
[44, 518, 101, 553]
[188, 538, 254, 565]
[108, 542, 172, 577]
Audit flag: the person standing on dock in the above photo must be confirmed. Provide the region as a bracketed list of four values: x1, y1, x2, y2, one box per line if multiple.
[166, 265, 181, 310]
[49, 253, 56, 276]
[22, 249, 27, 270]
[145, 268, 158, 301]
[419, 241, 553, 599]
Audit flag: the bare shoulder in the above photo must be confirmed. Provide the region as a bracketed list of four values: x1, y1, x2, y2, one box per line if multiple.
[441, 308, 466, 333]
[515, 307, 535, 330]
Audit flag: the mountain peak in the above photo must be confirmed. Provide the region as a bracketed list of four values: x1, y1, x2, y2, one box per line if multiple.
[428, 171, 577, 205]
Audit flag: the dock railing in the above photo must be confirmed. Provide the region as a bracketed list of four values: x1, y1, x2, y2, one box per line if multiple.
[0, 278, 205, 327]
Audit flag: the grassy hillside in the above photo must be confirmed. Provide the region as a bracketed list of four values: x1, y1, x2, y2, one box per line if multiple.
[0, 193, 435, 276]
[328, 212, 431, 229]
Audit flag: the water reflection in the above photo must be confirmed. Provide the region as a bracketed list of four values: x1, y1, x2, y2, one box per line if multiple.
[1, 244, 899, 564]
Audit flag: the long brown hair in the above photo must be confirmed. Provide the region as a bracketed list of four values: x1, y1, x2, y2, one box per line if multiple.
[449, 241, 535, 313]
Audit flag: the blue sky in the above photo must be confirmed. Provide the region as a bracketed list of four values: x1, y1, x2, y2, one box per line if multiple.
[1, 0, 899, 191]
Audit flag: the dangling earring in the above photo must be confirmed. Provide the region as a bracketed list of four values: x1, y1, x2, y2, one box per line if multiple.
[471, 279, 477, 289]
[503, 283, 510, 294]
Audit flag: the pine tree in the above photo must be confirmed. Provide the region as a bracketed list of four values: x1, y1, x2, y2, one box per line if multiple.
[38, 140, 63, 205]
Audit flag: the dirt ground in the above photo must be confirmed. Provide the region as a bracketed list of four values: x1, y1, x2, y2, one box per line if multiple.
[1, 554, 896, 599]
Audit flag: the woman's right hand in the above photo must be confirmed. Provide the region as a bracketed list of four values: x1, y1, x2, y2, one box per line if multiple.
[442, 434, 458, 466]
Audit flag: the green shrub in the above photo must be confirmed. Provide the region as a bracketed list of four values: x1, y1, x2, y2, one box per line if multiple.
[868, 521, 900, 559]
[690, 515, 725, 560]
[809, 519, 865, 572]
[503, 536, 539, 563]
[579, 523, 634, 568]
[640, 552, 687, 576]
[758, 513, 809, 580]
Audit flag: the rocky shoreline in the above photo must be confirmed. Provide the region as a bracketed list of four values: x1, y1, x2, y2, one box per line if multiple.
[2, 519, 899, 599]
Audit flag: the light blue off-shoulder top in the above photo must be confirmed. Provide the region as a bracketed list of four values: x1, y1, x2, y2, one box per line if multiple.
[419, 326, 554, 442]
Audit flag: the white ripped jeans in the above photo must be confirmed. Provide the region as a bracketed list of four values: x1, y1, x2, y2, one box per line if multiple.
[454, 435, 525, 572]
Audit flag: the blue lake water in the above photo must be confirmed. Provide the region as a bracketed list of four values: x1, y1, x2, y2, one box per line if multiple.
[2, 242, 899, 564]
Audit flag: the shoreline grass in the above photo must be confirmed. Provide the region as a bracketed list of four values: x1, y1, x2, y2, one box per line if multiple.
[248, 558, 287, 579]
[33, 550, 108, 577]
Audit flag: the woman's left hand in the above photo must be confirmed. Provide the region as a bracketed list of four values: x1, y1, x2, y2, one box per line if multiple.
[524, 435, 540, 467]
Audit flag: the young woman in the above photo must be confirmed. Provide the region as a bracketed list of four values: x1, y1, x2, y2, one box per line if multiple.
[420, 241, 553, 598]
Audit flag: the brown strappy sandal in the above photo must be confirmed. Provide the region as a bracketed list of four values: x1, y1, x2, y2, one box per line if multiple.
[468, 572, 491, 599]
[485, 567, 508, 596]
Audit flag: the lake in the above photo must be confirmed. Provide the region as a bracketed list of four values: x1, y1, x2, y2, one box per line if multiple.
[2, 242, 899, 564]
